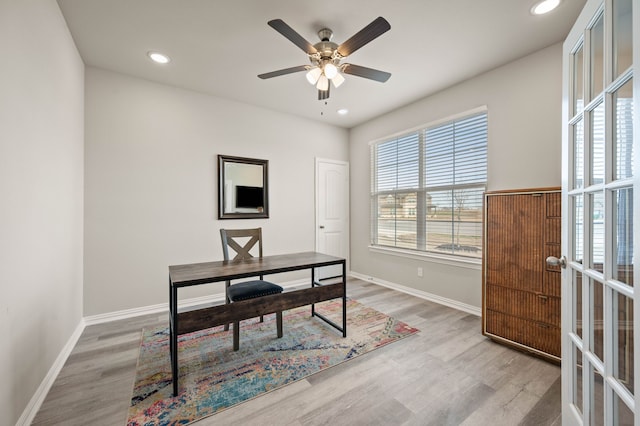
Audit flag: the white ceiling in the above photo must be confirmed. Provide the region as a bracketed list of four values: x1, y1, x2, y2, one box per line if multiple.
[57, 0, 586, 128]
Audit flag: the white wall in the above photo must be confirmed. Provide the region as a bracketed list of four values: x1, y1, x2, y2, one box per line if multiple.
[349, 44, 563, 309]
[0, 1, 84, 424]
[84, 68, 349, 316]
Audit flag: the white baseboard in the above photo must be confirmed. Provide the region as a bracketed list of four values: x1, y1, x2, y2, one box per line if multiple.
[83, 278, 311, 326]
[16, 319, 86, 426]
[349, 271, 481, 316]
[82, 294, 228, 326]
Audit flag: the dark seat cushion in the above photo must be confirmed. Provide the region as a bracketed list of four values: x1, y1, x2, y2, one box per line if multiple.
[228, 280, 283, 302]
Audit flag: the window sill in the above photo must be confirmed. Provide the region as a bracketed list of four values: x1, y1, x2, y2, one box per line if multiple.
[368, 245, 482, 270]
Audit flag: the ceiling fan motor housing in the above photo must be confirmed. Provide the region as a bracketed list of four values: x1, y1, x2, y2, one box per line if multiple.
[317, 28, 333, 42]
[311, 29, 340, 67]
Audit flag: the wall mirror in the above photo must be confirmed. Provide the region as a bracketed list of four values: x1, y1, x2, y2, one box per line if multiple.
[218, 155, 269, 219]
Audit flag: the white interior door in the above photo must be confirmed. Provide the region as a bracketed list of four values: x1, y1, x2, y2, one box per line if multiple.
[561, 0, 637, 424]
[315, 158, 349, 280]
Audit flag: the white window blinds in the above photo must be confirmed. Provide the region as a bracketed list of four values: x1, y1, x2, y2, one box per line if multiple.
[371, 111, 488, 258]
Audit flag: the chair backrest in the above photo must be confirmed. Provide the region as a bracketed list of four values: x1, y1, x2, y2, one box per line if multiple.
[220, 228, 264, 261]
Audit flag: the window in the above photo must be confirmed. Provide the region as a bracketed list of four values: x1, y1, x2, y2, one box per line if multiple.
[370, 111, 487, 259]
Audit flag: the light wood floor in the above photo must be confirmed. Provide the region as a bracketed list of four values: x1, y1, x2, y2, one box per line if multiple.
[33, 278, 561, 425]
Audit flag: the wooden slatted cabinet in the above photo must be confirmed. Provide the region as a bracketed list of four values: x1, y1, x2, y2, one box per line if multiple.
[482, 187, 561, 362]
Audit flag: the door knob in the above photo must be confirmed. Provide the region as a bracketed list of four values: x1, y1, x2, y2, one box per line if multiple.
[546, 255, 567, 268]
[319, 225, 325, 229]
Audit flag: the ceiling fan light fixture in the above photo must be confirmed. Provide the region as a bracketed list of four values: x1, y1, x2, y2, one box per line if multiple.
[306, 67, 322, 85]
[324, 63, 338, 79]
[531, 0, 561, 15]
[331, 72, 345, 88]
[316, 74, 329, 91]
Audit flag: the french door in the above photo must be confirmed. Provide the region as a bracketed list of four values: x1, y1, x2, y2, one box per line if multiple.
[561, 0, 637, 424]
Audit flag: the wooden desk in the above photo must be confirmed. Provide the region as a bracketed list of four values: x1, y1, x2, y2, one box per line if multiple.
[168, 251, 347, 396]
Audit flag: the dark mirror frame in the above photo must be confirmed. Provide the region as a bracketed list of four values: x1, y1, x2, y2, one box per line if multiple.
[218, 155, 269, 219]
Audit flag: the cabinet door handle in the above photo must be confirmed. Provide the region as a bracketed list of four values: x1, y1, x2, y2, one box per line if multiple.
[537, 294, 548, 300]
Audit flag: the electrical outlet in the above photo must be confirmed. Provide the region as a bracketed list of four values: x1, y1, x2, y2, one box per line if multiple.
[417, 267, 423, 277]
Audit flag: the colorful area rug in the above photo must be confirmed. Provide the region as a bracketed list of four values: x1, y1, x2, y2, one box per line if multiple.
[126, 298, 419, 425]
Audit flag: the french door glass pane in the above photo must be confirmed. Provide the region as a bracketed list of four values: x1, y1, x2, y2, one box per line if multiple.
[591, 191, 605, 266]
[613, 391, 634, 425]
[575, 194, 584, 261]
[591, 279, 604, 361]
[574, 345, 584, 415]
[574, 44, 585, 114]
[590, 14, 605, 100]
[575, 270, 584, 338]
[613, 188, 633, 286]
[614, 291, 634, 394]
[613, 0, 633, 78]
[591, 365, 605, 426]
[614, 78, 634, 180]
[591, 103, 605, 185]
[575, 119, 585, 188]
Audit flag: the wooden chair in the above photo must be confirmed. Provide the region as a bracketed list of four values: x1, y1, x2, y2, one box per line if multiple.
[220, 228, 283, 350]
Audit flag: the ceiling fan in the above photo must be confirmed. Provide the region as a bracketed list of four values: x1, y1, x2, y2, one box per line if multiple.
[258, 17, 391, 100]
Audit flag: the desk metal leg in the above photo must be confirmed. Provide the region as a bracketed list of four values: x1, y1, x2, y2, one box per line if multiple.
[311, 267, 316, 317]
[309, 262, 348, 337]
[170, 282, 178, 397]
[342, 260, 347, 337]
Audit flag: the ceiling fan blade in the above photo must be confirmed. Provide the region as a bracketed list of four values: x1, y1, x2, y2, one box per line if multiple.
[342, 64, 391, 82]
[337, 17, 390, 57]
[268, 19, 318, 55]
[258, 65, 308, 79]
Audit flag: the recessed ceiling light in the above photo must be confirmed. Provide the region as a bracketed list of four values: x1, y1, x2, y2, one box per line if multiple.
[147, 51, 170, 64]
[531, 0, 561, 15]
[337, 108, 349, 115]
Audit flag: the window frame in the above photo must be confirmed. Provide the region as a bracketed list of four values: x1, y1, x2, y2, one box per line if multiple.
[369, 106, 488, 265]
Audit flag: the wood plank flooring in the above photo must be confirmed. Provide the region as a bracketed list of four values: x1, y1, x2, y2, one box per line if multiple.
[32, 278, 561, 425]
